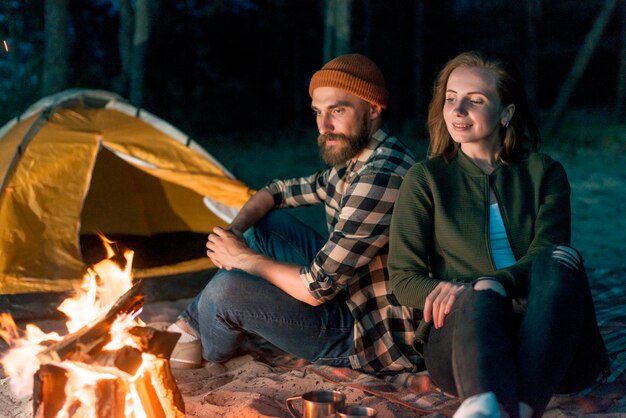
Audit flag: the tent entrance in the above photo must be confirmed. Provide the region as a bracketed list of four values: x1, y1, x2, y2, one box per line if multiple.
[79, 148, 216, 269]
[80, 232, 208, 269]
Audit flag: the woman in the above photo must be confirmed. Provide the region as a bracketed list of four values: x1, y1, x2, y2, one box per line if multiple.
[388, 51, 608, 418]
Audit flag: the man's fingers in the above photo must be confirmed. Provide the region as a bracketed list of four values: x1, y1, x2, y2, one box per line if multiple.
[206, 233, 219, 248]
[206, 239, 218, 252]
[207, 250, 222, 267]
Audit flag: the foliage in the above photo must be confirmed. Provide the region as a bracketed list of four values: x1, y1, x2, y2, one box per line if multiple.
[0, 0, 623, 142]
[0, 0, 42, 123]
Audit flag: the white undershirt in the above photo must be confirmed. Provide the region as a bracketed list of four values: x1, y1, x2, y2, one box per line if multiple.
[489, 203, 516, 269]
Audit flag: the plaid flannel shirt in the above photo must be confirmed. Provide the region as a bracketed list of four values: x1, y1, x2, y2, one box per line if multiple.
[264, 129, 421, 373]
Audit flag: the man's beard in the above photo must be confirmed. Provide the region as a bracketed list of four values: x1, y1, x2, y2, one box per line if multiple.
[317, 119, 371, 166]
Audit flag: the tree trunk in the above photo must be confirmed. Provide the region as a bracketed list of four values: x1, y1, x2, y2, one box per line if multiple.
[334, 0, 352, 56]
[545, 0, 618, 135]
[129, 0, 152, 108]
[323, 0, 336, 63]
[525, 0, 541, 108]
[362, 0, 372, 56]
[616, 0, 626, 122]
[414, 1, 425, 135]
[323, 0, 352, 62]
[42, 0, 69, 96]
[115, 0, 134, 96]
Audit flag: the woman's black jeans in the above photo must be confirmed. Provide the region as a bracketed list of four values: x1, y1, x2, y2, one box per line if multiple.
[422, 245, 609, 417]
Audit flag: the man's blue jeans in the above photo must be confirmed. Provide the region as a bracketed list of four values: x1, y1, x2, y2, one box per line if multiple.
[422, 245, 609, 417]
[179, 210, 354, 366]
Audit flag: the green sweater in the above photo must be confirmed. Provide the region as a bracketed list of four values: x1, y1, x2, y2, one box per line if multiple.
[389, 150, 571, 320]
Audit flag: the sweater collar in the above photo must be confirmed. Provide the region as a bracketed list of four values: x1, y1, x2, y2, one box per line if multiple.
[454, 149, 502, 176]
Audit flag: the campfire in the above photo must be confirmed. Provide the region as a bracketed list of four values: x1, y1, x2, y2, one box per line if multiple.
[0, 240, 185, 417]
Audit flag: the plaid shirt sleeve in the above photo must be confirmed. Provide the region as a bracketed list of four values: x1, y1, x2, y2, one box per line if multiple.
[263, 170, 329, 207]
[301, 169, 404, 303]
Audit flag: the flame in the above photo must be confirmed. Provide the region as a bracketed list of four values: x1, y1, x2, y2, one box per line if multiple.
[2, 40, 8, 52]
[0, 238, 181, 417]
[103, 311, 142, 351]
[0, 313, 19, 343]
[0, 314, 65, 397]
[57, 243, 134, 333]
[0, 314, 46, 397]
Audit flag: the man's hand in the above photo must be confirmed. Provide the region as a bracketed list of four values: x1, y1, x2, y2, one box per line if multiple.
[424, 282, 467, 329]
[206, 226, 255, 270]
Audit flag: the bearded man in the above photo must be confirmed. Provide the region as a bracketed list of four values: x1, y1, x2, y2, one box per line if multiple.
[167, 54, 421, 374]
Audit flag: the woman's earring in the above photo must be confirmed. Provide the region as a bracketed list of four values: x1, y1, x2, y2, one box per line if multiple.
[502, 120, 510, 128]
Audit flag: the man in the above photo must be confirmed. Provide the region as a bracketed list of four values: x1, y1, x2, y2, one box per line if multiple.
[168, 54, 420, 374]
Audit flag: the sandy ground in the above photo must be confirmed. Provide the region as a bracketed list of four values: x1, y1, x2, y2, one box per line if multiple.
[1, 145, 625, 417]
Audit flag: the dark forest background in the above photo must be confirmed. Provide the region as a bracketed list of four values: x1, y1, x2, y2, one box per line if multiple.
[0, 0, 624, 149]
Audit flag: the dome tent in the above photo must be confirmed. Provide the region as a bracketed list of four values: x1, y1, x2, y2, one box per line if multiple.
[0, 89, 253, 300]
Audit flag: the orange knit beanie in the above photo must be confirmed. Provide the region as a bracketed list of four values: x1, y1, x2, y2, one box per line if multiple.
[309, 54, 388, 108]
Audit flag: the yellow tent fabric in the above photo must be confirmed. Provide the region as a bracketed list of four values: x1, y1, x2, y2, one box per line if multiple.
[0, 89, 253, 295]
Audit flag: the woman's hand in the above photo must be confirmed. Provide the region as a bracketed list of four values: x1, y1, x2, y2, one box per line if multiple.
[424, 282, 468, 329]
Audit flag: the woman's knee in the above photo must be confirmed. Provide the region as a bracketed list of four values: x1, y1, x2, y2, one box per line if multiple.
[531, 244, 585, 283]
[528, 245, 588, 305]
[551, 245, 583, 271]
[534, 244, 583, 270]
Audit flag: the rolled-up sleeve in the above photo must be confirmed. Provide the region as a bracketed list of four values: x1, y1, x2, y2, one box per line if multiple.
[301, 170, 403, 303]
[263, 171, 329, 208]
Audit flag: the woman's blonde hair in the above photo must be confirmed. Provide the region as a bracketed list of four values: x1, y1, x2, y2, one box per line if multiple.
[427, 51, 540, 162]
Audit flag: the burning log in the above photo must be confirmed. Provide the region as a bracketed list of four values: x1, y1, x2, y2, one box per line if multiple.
[127, 325, 181, 359]
[33, 364, 68, 418]
[34, 363, 128, 418]
[88, 345, 143, 375]
[3, 242, 186, 417]
[94, 378, 126, 418]
[29, 280, 185, 417]
[36, 281, 144, 364]
[33, 359, 184, 418]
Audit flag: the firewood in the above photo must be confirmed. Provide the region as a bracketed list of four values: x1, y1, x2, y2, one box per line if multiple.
[153, 358, 186, 417]
[36, 281, 144, 364]
[33, 364, 68, 418]
[89, 345, 143, 375]
[29, 279, 189, 417]
[94, 377, 126, 418]
[137, 358, 185, 418]
[134, 368, 167, 418]
[128, 325, 181, 358]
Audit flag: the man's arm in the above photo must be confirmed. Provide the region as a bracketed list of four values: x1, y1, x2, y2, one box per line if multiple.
[207, 173, 329, 307]
[206, 226, 321, 306]
[227, 188, 275, 235]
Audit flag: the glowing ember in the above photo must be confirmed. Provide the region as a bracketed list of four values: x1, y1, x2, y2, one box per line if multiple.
[3, 40, 8, 52]
[0, 239, 184, 417]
